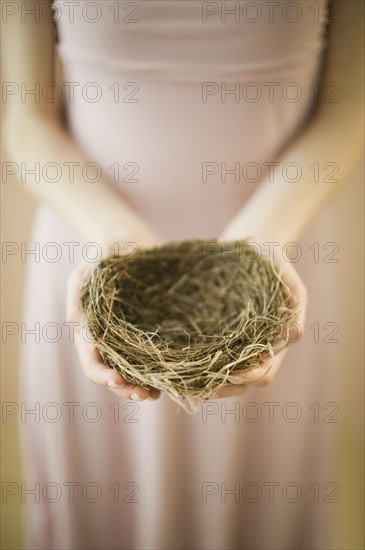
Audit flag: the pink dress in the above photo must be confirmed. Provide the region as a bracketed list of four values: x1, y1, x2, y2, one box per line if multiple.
[19, 1, 344, 548]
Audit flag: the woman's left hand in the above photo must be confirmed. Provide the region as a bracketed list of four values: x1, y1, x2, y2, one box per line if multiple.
[212, 236, 308, 399]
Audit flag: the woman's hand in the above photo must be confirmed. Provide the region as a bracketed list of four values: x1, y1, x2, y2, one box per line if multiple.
[212, 236, 308, 399]
[66, 225, 162, 402]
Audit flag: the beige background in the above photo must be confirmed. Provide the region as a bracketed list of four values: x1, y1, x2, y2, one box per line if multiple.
[1, 165, 36, 550]
[1, 153, 364, 549]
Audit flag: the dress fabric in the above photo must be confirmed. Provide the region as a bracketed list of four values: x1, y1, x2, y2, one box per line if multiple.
[19, 1, 344, 549]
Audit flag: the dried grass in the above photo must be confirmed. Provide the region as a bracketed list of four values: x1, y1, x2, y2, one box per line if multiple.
[80, 239, 296, 413]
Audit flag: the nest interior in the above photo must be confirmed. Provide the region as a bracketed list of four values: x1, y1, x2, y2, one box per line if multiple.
[80, 239, 296, 413]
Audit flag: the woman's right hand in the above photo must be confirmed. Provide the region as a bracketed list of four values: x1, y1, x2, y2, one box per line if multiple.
[66, 225, 162, 402]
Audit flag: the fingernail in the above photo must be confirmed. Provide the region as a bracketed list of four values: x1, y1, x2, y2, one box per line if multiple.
[273, 338, 287, 350]
[148, 395, 159, 400]
[241, 367, 268, 380]
[107, 380, 125, 389]
[227, 375, 246, 385]
[130, 393, 143, 401]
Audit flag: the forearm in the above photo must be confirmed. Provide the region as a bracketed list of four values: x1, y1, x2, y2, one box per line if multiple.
[4, 110, 148, 248]
[222, 100, 363, 245]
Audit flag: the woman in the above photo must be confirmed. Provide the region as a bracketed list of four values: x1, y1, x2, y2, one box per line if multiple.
[3, 0, 363, 548]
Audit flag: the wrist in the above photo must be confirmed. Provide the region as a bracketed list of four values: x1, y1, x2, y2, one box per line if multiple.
[97, 220, 160, 258]
[219, 208, 300, 247]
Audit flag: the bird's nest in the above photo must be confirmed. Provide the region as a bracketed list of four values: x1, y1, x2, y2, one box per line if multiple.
[80, 239, 296, 413]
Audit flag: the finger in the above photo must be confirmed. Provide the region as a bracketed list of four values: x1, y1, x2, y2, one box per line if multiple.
[227, 345, 289, 387]
[75, 333, 159, 401]
[259, 272, 307, 350]
[148, 389, 161, 400]
[252, 347, 289, 387]
[108, 382, 150, 401]
[213, 384, 248, 399]
[105, 370, 161, 401]
[75, 332, 127, 386]
[66, 262, 93, 323]
[280, 264, 308, 339]
[108, 383, 160, 401]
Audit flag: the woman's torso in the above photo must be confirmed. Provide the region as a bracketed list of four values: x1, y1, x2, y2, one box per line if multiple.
[53, 0, 329, 241]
